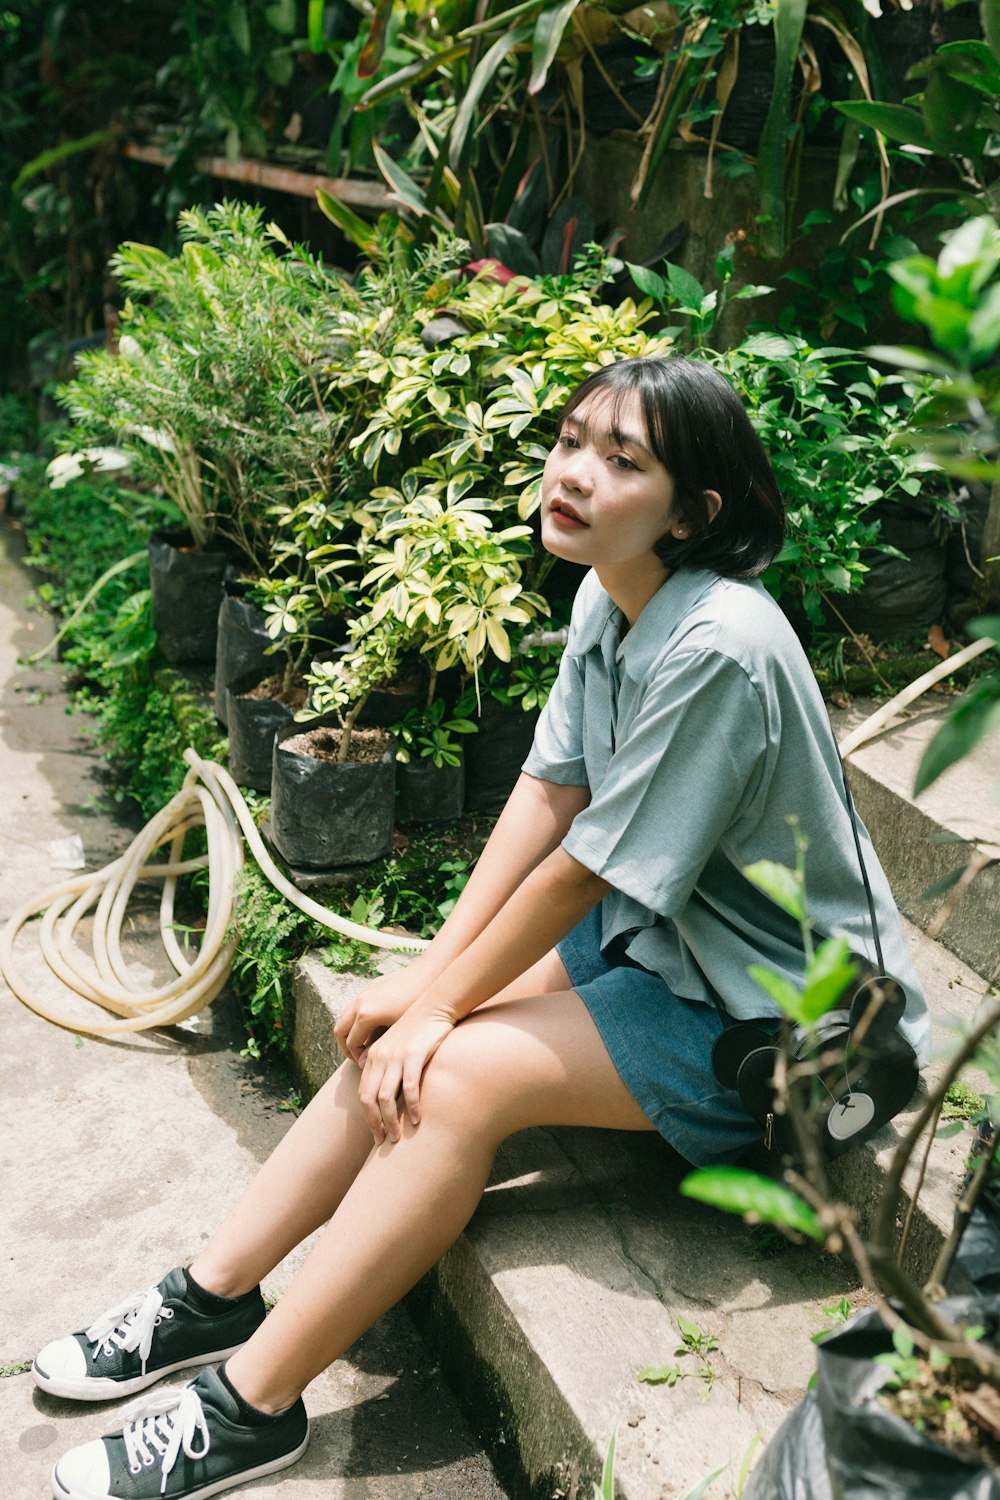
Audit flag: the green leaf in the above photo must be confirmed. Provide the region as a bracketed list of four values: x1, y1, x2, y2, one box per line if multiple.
[373, 143, 435, 218]
[740, 333, 798, 360]
[529, 0, 581, 95]
[834, 101, 932, 150]
[680, 1167, 825, 1242]
[968, 282, 1000, 361]
[637, 1363, 682, 1386]
[13, 130, 112, 193]
[626, 263, 668, 301]
[748, 964, 804, 1022]
[357, 43, 472, 109]
[229, 0, 251, 54]
[970, 615, 1000, 645]
[665, 260, 707, 310]
[307, 0, 325, 52]
[756, 0, 808, 256]
[914, 677, 1000, 793]
[985, 0, 1000, 66]
[265, 0, 297, 34]
[743, 859, 806, 920]
[923, 68, 988, 158]
[314, 189, 377, 255]
[678, 1465, 730, 1500]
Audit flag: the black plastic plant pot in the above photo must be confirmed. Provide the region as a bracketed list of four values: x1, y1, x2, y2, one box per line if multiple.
[214, 588, 274, 724]
[463, 698, 540, 815]
[743, 1297, 1000, 1500]
[226, 668, 296, 793]
[270, 717, 396, 870]
[148, 529, 235, 666]
[396, 756, 465, 824]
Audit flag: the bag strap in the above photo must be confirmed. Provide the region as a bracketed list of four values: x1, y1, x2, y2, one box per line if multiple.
[837, 752, 886, 975]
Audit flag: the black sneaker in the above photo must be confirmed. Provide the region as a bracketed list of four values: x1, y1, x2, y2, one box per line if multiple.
[33, 1268, 266, 1401]
[50, 1364, 309, 1500]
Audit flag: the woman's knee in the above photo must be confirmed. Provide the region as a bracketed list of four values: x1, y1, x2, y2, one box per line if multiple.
[417, 1025, 514, 1138]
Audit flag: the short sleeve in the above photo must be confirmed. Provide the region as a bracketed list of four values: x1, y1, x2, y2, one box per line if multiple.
[563, 649, 767, 915]
[522, 647, 589, 786]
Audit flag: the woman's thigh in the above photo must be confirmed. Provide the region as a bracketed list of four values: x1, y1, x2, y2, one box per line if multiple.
[419, 985, 655, 1142]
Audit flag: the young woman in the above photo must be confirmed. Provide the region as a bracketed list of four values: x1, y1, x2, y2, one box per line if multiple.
[34, 356, 929, 1500]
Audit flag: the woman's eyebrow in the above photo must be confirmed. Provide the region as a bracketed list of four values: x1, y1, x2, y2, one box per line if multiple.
[562, 415, 653, 458]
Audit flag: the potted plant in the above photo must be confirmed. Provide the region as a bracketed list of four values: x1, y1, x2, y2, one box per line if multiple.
[53, 202, 362, 663]
[222, 487, 362, 783]
[268, 616, 404, 872]
[391, 695, 477, 823]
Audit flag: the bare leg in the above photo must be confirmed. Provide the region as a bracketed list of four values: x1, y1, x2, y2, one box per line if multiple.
[188, 950, 574, 1298]
[223, 980, 652, 1412]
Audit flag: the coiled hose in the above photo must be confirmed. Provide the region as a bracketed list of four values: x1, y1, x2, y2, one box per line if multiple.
[1, 749, 427, 1038]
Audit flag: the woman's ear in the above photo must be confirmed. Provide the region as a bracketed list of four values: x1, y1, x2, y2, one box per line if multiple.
[669, 489, 722, 539]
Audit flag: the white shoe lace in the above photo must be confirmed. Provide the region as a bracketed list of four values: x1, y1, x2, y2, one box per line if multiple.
[120, 1384, 210, 1496]
[85, 1287, 175, 1373]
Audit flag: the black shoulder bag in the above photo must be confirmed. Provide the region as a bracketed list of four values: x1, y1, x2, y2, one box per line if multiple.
[710, 758, 920, 1163]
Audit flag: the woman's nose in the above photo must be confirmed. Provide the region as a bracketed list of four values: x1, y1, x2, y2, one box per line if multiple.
[560, 447, 592, 493]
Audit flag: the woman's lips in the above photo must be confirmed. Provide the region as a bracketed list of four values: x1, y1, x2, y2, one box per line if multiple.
[548, 500, 588, 529]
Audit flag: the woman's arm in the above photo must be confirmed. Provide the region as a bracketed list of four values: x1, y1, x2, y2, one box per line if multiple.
[334, 773, 592, 1059]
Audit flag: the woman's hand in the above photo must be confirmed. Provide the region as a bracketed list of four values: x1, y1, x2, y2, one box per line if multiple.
[357, 1005, 455, 1144]
[334, 964, 430, 1066]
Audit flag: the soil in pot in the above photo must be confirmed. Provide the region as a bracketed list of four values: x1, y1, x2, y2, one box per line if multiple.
[396, 756, 465, 824]
[270, 720, 396, 870]
[149, 529, 237, 666]
[463, 698, 540, 815]
[226, 669, 306, 793]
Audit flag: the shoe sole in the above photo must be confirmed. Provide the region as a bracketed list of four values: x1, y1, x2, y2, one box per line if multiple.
[32, 1343, 252, 1402]
[50, 1430, 309, 1500]
[49, 1428, 308, 1500]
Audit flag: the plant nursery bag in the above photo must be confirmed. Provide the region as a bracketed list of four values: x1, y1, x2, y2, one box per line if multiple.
[743, 1299, 1000, 1500]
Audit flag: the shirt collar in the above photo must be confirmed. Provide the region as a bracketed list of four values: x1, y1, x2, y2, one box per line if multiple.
[567, 567, 721, 671]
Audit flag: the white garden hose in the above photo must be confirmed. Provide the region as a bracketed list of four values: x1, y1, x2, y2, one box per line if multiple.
[838, 635, 995, 759]
[1, 749, 427, 1038]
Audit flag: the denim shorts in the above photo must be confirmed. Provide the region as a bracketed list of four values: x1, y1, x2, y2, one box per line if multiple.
[558, 906, 762, 1167]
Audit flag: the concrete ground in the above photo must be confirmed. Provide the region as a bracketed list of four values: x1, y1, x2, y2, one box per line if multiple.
[0, 520, 509, 1500]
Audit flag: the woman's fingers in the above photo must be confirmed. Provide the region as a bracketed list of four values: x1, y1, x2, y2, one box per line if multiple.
[358, 1053, 402, 1142]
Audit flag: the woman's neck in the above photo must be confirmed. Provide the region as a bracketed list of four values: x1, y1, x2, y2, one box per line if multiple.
[594, 557, 673, 629]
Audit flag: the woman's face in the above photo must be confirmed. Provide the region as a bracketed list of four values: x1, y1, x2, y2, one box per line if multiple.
[540, 389, 685, 571]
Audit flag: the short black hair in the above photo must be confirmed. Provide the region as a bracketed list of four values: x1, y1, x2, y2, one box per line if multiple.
[557, 356, 785, 579]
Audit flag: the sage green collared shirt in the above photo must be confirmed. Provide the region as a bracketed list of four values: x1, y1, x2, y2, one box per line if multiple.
[523, 566, 929, 1057]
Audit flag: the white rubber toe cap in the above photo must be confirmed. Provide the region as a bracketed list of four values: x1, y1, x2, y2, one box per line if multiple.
[51, 1437, 111, 1500]
[34, 1336, 87, 1390]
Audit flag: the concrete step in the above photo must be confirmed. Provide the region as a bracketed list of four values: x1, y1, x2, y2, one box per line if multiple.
[833, 695, 1000, 979]
[290, 693, 999, 1500]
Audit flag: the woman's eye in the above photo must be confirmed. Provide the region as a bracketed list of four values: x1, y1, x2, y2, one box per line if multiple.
[610, 454, 636, 470]
[557, 433, 579, 450]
